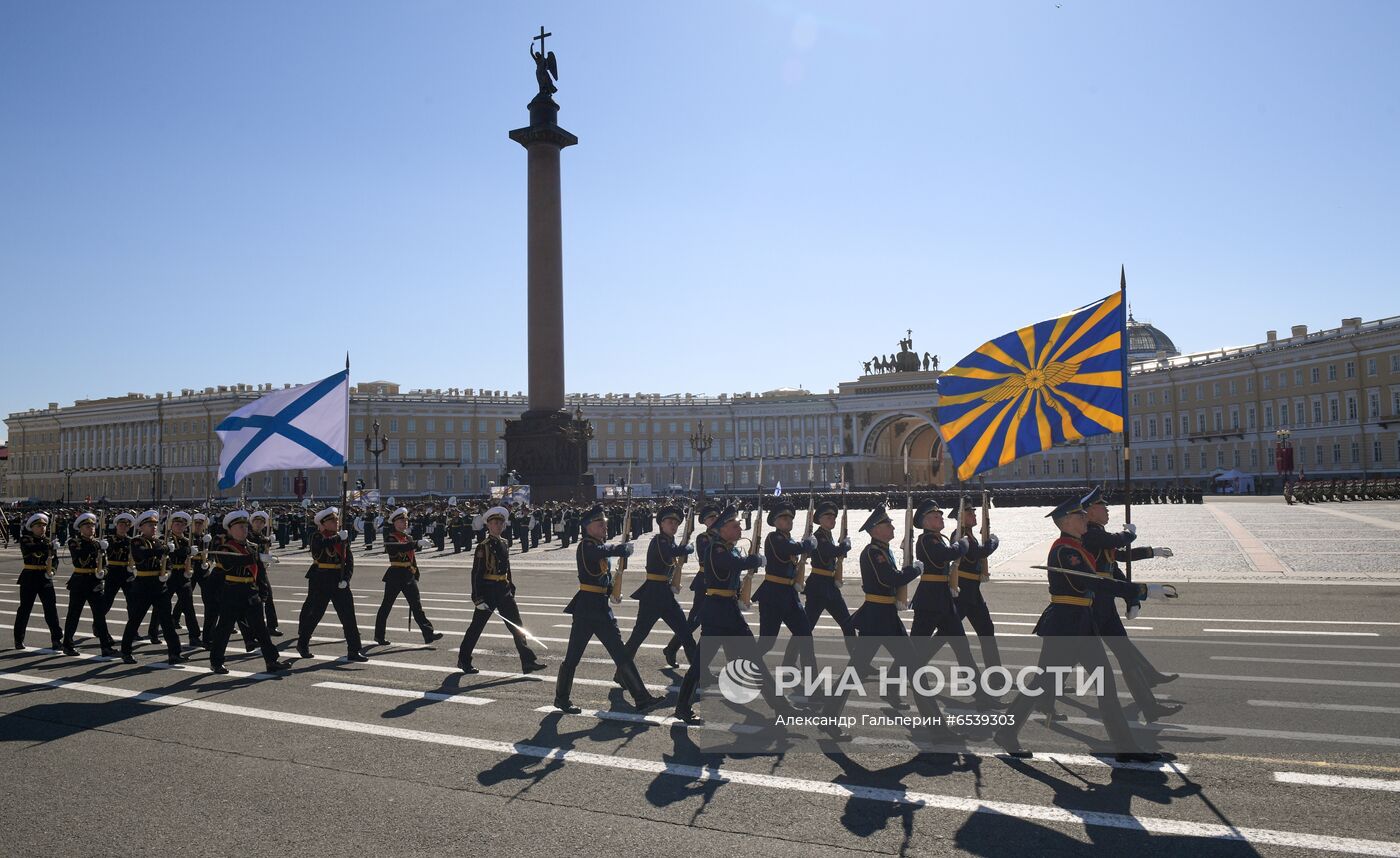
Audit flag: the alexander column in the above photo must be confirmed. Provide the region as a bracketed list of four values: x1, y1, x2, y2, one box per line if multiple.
[504, 27, 594, 502]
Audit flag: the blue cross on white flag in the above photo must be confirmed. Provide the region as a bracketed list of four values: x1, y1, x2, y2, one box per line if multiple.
[217, 369, 349, 490]
[773, 482, 783, 496]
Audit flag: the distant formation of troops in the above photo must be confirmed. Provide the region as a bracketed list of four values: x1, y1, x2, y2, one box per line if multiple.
[1286, 476, 1400, 504]
[2, 483, 1207, 762]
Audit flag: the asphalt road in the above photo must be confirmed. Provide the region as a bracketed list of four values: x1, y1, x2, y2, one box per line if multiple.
[3, 498, 1399, 857]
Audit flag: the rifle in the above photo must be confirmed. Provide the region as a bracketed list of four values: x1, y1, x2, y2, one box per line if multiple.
[978, 479, 991, 583]
[609, 461, 635, 604]
[96, 508, 109, 580]
[739, 459, 764, 609]
[46, 506, 60, 580]
[949, 491, 966, 599]
[793, 454, 815, 594]
[897, 447, 911, 610]
[158, 506, 172, 583]
[669, 466, 696, 592]
[835, 465, 849, 586]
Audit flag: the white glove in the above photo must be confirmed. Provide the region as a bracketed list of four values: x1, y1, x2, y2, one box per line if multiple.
[98, 539, 109, 550]
[839, 537, 851, 551]
[159, 541, 172, 553]
[337, 579, 349, 589]
[417, 539, 428, 550]
[1126, 602, 1142, 620]
[954, 538, 970, 555]
[1123, 522, 1137, 536]
[800, 537, 816, 552]
[912, 559, 924, 574]
[987, 534, 999, 552]
[338, 530, 350, 541]
[259, 553, 275, 565]
[620, 542, 634, 557]
[51, 539, 62, 551]
[754, 554, 767, 569]
[158, 572, 170, 582]
[201, 534, 212, 545]
[1146, 583, 1168, 599]
[1154, 547, 1174, 558]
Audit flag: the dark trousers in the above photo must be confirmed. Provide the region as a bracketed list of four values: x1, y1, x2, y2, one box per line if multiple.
[297, 573, 363, 654]
[823, 630, 946, 724]
[663, 590, 707, 657]
[101, 570, 132, 614]
[63, 575, 112, 647]
[674, 622, 789, 715]
[458, 591, 535, 667]
[120, 579, 181, 660]
[375, 573, 434, 641]
[1002, 634, 1137, 750]
[201, 579, 253, 653]
[555, 608, 648, 707]
[756, 589, 815, 670]
[956, 583, 1001, 668]
[803, 576, 855, 636]
[208, 588, 281, 670]
[173, 582, 201, 641]
[258, 572, 279, 631]
[15, 572, 62, 647]
[623, 589, 698, 666]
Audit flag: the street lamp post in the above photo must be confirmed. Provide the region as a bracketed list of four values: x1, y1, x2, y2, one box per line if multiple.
[689, 420, 714, 498]
[1275, 427, 1293, 491]
[63, 468, 76, 504]
[364, 420, 389, 508]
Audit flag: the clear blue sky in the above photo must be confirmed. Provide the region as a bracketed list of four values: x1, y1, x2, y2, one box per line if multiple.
[4, 1, 1398, 435]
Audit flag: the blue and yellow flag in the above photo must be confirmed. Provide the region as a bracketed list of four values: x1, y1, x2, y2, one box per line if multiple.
[937, 292, 1126, 481]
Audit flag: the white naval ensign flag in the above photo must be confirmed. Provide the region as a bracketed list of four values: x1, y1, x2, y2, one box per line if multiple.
[216, 369, 349, 490]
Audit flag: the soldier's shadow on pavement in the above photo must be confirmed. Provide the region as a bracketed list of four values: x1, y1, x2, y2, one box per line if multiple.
[475, 712, 582, 794]
[951, 759, 1260, 858]
[827, 751, 982, 846]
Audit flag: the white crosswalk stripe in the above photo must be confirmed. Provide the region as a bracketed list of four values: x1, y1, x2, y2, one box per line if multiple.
[1273, 771, 1400, 792]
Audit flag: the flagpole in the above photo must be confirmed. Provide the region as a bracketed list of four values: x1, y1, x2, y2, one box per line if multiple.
[340, 353, 350, 525]
[1120, 265, 1134, 584]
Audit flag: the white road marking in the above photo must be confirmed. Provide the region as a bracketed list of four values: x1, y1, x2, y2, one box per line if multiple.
[0, 670, 1389, 857]
[1273, 771, 1400, 792]
[1213, 656, 1400, 668]
[1202, 629, 1381, 636]
[313, 680, 492, 705]
[1248, 700, 1400, 715]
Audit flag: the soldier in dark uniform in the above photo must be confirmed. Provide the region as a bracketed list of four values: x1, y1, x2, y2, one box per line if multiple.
[101, 512, 135, 614]
[554, 505, 663, 713]
[62, 512, 116, 656]
[619, 503, 697, 672]
[755, 500, 816, 669]
[117, 510, 184, 665]
[248, 511, 282, 636]
[910, 501, 1000, 711]
[374, 507, 443, 646]
[662, 503, 719, 667]
[1082, 488, 1180, 719]
[993, 493, 1170, 763]
[296, 506, 369, 662]
[673, 507, 825, 728]
[952, 502, 1002, 671]
[449, 512, 466, 554]
[205, 510, 291, 675]
[188, 512, 214, 645]
[153, 511, 201, 647]
[11, 513, 63, 651]
[457, 506, 543, 674]
[822, 506, 956, 741]
[803, 501, 854, 636]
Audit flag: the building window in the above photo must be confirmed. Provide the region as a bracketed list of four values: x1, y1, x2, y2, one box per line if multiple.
[1247, 407, 1255, 429]
[1278, 371, 1287, 389]
[606, 441, 617, 458]
[1367, 358, 1377, 377]
[1345, 361, 1356, 379]
[1230, 408, 1240, 430]
[1166, 453, 1174, 471]
[443, 419, 454, 433]
[1212, 383, 1221, 398]
[388, 440, 399, 462]
[1332, 444, 1342, 465]
[1232, 450, 1240, 467]
[1310, 368, 1319, 384]
[1264, 404, 1274, 428]
[1228, 380, 1237, 396]
[1148, 417, 1157, 438]
[1313, 400, 1323, 424]
[1327, 365, 1337, 382]
[1199, 450, 1208, 469]
[607, 421, 617, 434]
[1150, 454, 1159, 471]
[1369, 393, 1380, 418]
[1329, 399, 1339, 422]
[355, 418, 364, 433]
[1347, 397, 1358, 421]
[1281, 402, 1291, 425]
[1057, 459, 1065, 475]
[389, 418, 399, 433]
[1350, 443, 1360, 464]
[1295, 369, 1305, 386]
[426, 440, 436, 458]
[1216, 450, 1225, 468]
[1374, 441, 1383, 463]
[1181, 415, 1190, 436]
[1249, 448, 1258, 467]
[623, 440, 633, 458]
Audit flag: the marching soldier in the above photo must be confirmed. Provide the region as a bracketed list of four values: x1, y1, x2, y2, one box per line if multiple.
[150, 511, 201, 647]
[619, 503, 697, 671]
[189, 513, 214, 645]
[993, 493, 1170, 763]
[755, 499, 816, 669]
[205, 510, 292, 675]
[1081, 488, 1180, 719]
[296, 506, 369, 662]
[952, 502, 1002, 671]
[803, 500, 853, 636]
[554, 504, 663, 714]
[662, 503, 719, 667]
[910, 501, 1000, 711]
[374, 507, 443, 646]
[457, 506, 544, 674]
[101, 512, 135, 614]
[62, 512, 116, 656]
[117, 510, 184, 665]
[248, 511, 283, 636]
[13, 512, 64, 651]
[822, 505, 955, 742]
